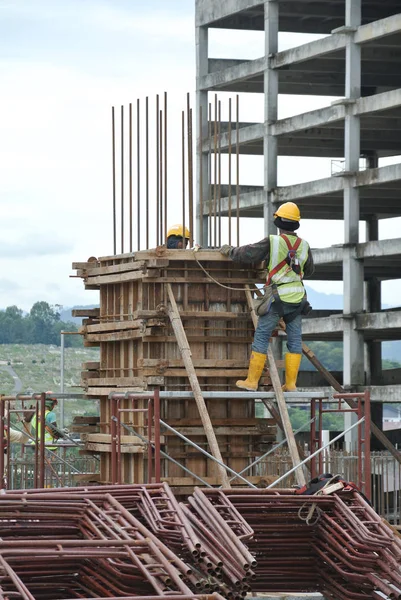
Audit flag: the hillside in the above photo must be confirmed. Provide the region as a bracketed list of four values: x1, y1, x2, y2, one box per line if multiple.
[0, 344, 99, 425]
[61, 290, 401, 363]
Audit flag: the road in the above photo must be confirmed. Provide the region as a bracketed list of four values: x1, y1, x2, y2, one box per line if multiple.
[0, 361, 22, 394]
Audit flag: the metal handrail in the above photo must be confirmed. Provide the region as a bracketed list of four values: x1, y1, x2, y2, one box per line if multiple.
[266, 416, 365, 489]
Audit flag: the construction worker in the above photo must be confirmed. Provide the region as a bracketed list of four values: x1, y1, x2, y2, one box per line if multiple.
[220, 202, 314, 392]
[29, 394, 64, 451]
[167, 224, 190, 249]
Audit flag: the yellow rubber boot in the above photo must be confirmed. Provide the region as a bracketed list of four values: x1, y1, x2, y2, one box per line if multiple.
[236, 352, 266, 391]
[282, 352, 302, 391]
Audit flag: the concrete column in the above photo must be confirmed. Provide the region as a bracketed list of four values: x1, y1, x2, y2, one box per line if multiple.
[365, 198, 383, 449]
[343, 0, 363, 449]
[264, 0, 279, 237]
[196, 25, 210, 246]
[366, 216, 382, 386]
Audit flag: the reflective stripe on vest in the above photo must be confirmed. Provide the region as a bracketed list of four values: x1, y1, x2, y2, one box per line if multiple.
[267, 235, 309, 304]
[31, 410, 56, 446]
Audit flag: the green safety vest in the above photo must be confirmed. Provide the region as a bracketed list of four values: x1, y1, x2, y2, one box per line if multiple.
[267, 234, 309, 304]
[31, 410, 57, 449]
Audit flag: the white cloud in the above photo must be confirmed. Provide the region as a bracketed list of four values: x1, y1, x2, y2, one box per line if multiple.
[0, 1, 400, 312]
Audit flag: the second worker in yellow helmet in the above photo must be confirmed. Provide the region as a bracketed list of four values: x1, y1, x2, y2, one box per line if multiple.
[167, 224, 190, 249]
[220, 202, 314, 392]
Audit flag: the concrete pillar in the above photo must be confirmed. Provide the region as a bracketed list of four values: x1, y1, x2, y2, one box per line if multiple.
[264, 0, 279, 237]
[364, 157, 383, 447]
[196, 25, 210, 246]
[343, 0, 363, 449]
[264, 1, 282, 383]
[366, 216, 382, 386]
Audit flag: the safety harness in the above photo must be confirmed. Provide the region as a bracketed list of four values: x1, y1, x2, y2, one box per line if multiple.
[266, 234, 303, 285]
[267, 234, 308, 323]
[295, 473, 371, 524]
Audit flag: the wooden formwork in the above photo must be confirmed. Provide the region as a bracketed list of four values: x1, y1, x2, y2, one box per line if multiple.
[73, 248, 277, 487]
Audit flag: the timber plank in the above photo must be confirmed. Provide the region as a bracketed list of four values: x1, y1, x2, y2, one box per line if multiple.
[167, 418, 275, 427]
[142, 335, 254, 344]
[83, 434, 143, 444]
[86, 270, 145, 286]
[164, 426, 275, 436]
[72, 261, 100, 270]
[86, 318, 165, 334]
[86, 443, 145, 453]
[69, 425, 99, 433]
[82, 361, 100, 370]
[143, 368, 266, 378]
[81, 371, 100, 381]
[85, 387, 144, 396]
[72, 309, 100, 318]
[86, 377, 144, 387]
[81, 261, 146, 277]
[177, 311, 249, 320]
[86, 328, 152, 342]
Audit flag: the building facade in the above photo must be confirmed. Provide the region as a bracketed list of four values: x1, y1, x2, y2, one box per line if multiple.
[196, 0, 401, 410]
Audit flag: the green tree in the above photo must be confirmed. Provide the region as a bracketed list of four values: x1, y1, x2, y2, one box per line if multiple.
[0, 306, 26, 343]
[27, 301, 61, 344]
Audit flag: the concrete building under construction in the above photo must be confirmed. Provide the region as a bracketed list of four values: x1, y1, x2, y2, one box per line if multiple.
[196, 0, 401, 408]
[1, 2, 401, 599]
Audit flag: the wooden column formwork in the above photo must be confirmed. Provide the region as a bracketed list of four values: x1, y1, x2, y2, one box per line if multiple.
[74, 249, 277, 487]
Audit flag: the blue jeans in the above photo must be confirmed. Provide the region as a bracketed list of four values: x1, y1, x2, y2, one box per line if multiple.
[252, 302, 302, 355]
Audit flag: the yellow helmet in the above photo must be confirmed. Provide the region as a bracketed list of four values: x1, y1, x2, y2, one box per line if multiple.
[167, 224, 190, 238]
[274, 202, 301, 222]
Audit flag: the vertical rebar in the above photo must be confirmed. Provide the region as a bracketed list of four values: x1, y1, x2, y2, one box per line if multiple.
[156, 94, 160, 246]
[199, 104, 204, 246]
[187, 94, 194, 247]
[137, 99, 141, 251]
[182, 111, 186, 246]
[228, 98, 232, 246]
[154, 389, 161, 483]
[213, 94, 218, 247]
[129, 103, 133, 252]
[146, 97, 149, 249]
[164, 92, 168, 244]
[39, 393, 45, 488]
[364, 390, 371, 501]
[110, 397, 117, 485]
[147, 399, 153, 483]
[121, 105, 124, 254]
[34, 403, 39, 487]
[208, 102, 212, 246]
[159, 108, 163, 244]
[218, 99, 222, 247]
[236, 94, 240, 246]
[112, 106, 116, 255]
[0, 400, 5, 489]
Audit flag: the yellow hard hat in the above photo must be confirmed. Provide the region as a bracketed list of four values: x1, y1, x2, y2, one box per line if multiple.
[167, 224, 190, 238]
[274, 202, 301, 222]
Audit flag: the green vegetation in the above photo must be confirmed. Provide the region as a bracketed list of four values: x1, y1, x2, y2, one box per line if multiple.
[256, 401, 343, 430]
[302, 341, 401, 371]
[0, 344, 99, 426]
[0, 302, 80, 347]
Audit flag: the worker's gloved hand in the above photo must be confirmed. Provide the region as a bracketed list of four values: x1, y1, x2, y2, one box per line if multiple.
[62, 427, 69, 436]
[24, 406, 35, 423]
[220, 244, 233, 257]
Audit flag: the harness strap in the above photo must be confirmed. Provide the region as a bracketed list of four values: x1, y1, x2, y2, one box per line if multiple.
[266, 234, 303, 285]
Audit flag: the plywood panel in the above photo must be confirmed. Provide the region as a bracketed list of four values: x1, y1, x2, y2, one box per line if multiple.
[75, 250, 275, 486]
